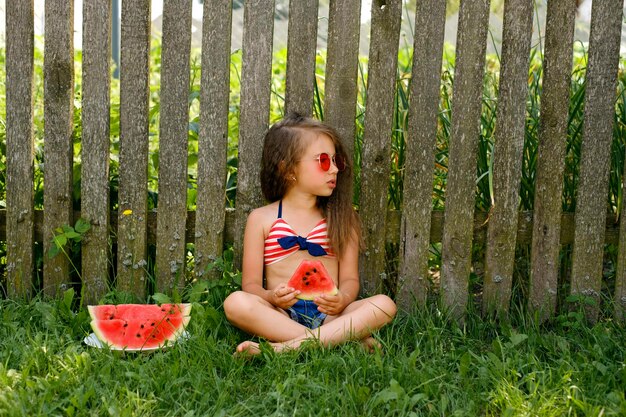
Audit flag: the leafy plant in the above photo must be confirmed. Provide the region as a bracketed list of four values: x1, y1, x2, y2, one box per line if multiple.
[48, 218, 92, 260]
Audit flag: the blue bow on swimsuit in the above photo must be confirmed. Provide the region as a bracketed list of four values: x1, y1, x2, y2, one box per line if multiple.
[277, 235, 327, 257]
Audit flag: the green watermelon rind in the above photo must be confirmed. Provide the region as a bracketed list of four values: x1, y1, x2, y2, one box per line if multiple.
[88, 303, 191, 351]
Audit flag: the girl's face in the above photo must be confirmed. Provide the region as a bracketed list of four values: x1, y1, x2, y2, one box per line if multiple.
[292, 131, 339, 197]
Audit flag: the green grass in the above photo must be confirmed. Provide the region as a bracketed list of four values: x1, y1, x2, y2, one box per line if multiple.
[1, 289, 625, 416]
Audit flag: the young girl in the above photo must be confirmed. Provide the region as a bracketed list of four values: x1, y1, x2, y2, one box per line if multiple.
[224, 113, 397, 355]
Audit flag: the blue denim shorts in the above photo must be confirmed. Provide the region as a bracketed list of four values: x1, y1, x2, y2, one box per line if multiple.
[286, 299, 327, 329]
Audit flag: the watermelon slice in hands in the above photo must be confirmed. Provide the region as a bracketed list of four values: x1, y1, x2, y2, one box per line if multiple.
[286, 260, 338, 300]
[87, 303, 191, 351]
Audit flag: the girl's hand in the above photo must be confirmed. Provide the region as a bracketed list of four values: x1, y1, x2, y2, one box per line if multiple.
[269, 283, 300, 309]
[315, 291, 347, 316]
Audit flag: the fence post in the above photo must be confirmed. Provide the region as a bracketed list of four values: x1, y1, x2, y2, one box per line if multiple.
[5, 0, 35, 299]
[324, 0, 361, 157]
[440, 0, 491, 320]
[529, 1, 576, 322]
[482, 0, 534, 315]
[233, 0, 276, 269]
[155, 0, 193, 294]
[195, 0, 233, 279]
[284, 0, 319, 117]
[81, 0, 112, 304]
[117, 0, 151, 299]
[398, 0, 446, 310]
[570, 0, 623, 322]
[43, 0, 75, 298]
[358, 0, 402, 296]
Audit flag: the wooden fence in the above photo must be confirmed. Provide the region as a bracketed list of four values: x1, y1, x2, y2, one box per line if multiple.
[1, 0, 625, 322]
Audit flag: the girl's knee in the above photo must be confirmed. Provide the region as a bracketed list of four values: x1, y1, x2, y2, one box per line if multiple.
[371, 294, 397, 321]
[223, 291, 252, 321]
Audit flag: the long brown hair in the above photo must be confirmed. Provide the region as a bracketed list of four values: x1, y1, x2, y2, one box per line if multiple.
[260, 113, 362, 257]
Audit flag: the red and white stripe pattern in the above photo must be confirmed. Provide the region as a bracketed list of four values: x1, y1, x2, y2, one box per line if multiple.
[264, 218, 335, 265]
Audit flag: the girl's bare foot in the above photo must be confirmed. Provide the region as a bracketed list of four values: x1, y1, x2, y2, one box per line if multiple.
[360, 336, 382, 354]
[235, 340, 262, 356]
[234, 340, 297, 356]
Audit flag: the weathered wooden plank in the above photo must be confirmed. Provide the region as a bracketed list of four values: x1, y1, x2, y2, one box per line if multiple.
[155, 0, 193, 294]
[195, 0, 232, 279]
[117, 0, 151, 298]
[43, 0, 75, 298]
[482, 0, 534, 315]
[397, 0, 446, 310]
[284, 0, 318, 116]
[358, 0, 402, 296]
[570, 0, 623, 322]
[324, 0, 361, 156]
[233, 0, 275, 268]
[440, 0, 491, 319]
[81, 0, 112, 304]
[5, 0, 35, 298]
[528, 1, 576, 322]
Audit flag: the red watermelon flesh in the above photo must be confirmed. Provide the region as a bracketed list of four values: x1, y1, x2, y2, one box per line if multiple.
[88, 303, 191, 350]
[287, 260, 338, 300]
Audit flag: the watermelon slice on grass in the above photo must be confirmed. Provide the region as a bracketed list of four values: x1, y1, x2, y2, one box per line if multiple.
[286, 260, 338, 300]
[86, 303, 191, 351]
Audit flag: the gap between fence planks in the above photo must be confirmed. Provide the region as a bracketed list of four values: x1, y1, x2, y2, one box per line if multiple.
[116, 0, 151, 299]
[80, 0, 112, 305]
[358, 0, 402, 296]
[440, 0, 491, 320]
[529, 1, 576, 322]
[42, 0, 75, 298]
[570, 0, 623, 322]
[398, 0, 447, 310]
[155, 0, 193, 294]
[482, 0, 534, 315]
[5, 0, 35, 299]
[194, 0, 232, 280]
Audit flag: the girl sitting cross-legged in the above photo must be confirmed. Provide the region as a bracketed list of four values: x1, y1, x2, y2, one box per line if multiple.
[224, 113, 397, 355]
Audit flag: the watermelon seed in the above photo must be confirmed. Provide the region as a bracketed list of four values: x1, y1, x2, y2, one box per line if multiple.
[151, 322, 156, 326]
[305, 282, 310, 286]
[305, 271, 311, 276]
[109, 315, 114, 320]
[140, 324, 145, 329]
[123, 323, 128, 327]
[313, 268, 318, 273]
[136, 334, 141, 338]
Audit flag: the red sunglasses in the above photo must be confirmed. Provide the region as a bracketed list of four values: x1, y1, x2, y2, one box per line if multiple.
[315, 153, 346, 172]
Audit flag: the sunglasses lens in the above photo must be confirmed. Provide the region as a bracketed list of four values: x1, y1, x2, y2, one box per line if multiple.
[319, 153, 331, 171]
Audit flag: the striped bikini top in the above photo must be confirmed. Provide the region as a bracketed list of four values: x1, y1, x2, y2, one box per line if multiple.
[264, 201, 335, 265]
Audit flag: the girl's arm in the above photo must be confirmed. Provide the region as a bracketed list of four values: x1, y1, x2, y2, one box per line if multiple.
[316, 231, 360, 315]
[241, 209, 299, 309]
[241, 209, 271, 300]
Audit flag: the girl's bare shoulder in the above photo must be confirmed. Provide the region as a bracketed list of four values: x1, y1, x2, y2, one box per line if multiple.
[247, 202, 280, 227]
